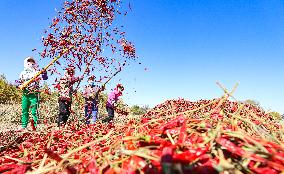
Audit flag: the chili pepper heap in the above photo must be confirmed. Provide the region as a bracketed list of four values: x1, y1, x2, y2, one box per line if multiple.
[0, 98, 283, 174]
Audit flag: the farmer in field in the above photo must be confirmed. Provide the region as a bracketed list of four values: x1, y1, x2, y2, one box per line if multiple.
[56, 66, 81, 127]
[18, 57, 48, 131]
[83, 76, 105, 124]
[103, 84, 124, 123]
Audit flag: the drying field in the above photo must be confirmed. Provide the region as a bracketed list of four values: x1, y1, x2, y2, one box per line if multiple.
[0, 96, 283, 174]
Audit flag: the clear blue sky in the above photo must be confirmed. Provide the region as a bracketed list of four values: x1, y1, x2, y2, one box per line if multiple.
[0, 0, 283, 113]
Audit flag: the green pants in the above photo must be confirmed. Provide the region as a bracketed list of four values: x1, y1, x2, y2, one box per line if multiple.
[21, 90, 39, 128]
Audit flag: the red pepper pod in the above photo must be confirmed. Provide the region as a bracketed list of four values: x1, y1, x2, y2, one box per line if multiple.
[184, 133, 204, 146]
[164, 128, 179, 135]
[121, 155, 147, 173]
[177, 118, 187, 146]
[142, 165, 161, 174]
[104, 168, 116, 174]
[76, 130, 84, 135]
[0, 164, 18, 173]
[141, 118, 150, 123]
[125, 140, 135, 150]
[172, 147, 207, 164]
[250, 167, 278, 174]
[8, 165, 31, 174]
[148, 128, 163, 135]
[121, 158, 137, 174]
[140, 135, 168, 146]
[45, 148, 63, 162]
[131, 155, 147, 169]
[160, 115, 184, 131]
[216, 137, 246, 156]
[45, 148, 77, 174]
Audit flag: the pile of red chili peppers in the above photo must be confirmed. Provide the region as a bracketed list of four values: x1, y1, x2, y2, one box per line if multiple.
[0, 98, 283, 174]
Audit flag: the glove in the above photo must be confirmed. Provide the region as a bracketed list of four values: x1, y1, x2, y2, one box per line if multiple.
[41, 70, 48, 80]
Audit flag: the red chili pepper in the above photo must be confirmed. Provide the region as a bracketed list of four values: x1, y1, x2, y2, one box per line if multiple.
[131, 155, 147, 169]
[250, 167, 278, 174]
[148, 128, 163, 135]
[7, 165, 30, 174]
[126, 140, 135, 150]
[216, 137, 246, 156]
[142, 164, 161, 174]
[121, 156, 146, 174]
[140, 135, 169, 146]
[173, 147, 208, 164]
[177, 118, 187, 146]
[266, 160, 284, 172]
[184, 133, 204, 146]
[104, 168, 116, 174]
[216, 137, 284, 170]
[160, 116, 184, 131]
[141, 118, 149, 123]
[45, 148, 77, 174]
[199, 155, 218, 168]
[0, 164, 18, 173]
[164, 128, 179, 135]
[45, 148, 62, 162]
[87, 159, 99, 174]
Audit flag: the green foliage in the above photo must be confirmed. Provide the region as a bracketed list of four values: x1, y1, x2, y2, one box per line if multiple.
[243, 99, 261, 108]
[130, 105, 149, 115]
[269, 111, 282, 120]
[0, 74, 21, 104]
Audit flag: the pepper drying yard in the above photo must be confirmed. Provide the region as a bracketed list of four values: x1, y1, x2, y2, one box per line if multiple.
[0, 87, 284, 174]
[1, 0, 284, 173]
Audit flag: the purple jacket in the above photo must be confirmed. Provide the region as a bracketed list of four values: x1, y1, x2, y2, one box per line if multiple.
[106, 88, 122, 108]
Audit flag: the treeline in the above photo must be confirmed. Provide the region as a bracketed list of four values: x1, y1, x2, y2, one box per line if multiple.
[0, 74, 21, 104]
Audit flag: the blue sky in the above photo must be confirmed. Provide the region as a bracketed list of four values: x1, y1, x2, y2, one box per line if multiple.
[0, 0, 283, 113]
